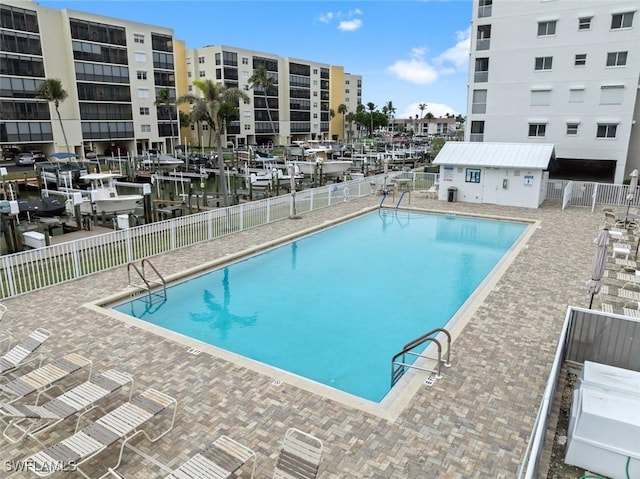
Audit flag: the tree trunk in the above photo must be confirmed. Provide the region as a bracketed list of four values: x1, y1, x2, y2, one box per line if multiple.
[265, 92, 276, 145]
[56, 107, 71, 154]
[215, 131, 229, 207]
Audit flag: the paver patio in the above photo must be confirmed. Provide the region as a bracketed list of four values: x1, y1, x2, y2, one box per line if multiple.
[0, 194, 599, 478]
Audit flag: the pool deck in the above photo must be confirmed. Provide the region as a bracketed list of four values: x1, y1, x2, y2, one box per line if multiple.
[0, 194, 600, 478]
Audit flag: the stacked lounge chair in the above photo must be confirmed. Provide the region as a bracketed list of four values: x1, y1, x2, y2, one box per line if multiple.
[1, 368, 133, 443]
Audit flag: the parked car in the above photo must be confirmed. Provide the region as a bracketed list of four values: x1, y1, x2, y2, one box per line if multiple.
[31, 151, 46, 162]
[2, 147, 20, 160]
[15, 152, 37, 166]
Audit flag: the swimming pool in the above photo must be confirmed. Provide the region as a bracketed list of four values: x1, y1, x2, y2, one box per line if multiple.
[113, 210, 527, 402]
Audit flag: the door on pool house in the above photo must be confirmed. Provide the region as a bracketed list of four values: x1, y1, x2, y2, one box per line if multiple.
[481, 167, 501, 204]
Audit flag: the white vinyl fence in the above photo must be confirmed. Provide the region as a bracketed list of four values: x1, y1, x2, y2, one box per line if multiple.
[550, 179, 637, 212]
[0, 177, 390, 299]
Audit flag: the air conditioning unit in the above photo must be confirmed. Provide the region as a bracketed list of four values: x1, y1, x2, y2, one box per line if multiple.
[565, 362, 640, 479]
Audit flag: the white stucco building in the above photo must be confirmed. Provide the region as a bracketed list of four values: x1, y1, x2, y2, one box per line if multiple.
[466, 0, 640, 183]
[433, 142, 554, 208]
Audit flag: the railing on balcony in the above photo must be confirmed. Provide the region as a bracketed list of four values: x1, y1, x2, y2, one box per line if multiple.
[476, 38, 490, 50]
[474, 71, 488, 83]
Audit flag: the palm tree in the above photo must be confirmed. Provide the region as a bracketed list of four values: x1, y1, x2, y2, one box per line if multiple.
[418, 103, 428, 136]
[329, 108, 335, 140]
[179, 80, 249, 207]
[345, 112, 356, 142]
[248, 64, 277, 144]
[384, 101, 396, 135]
[337, 103, 348, 141]
[366, 102, 376, 137]
[35, 78, 70, 153]
[154, 87, 176, 155]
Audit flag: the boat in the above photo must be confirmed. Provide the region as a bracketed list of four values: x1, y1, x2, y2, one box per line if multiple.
[39, 159, 89, 187]
[139, 153, 184, 170]
[246, 164, 303, 188]
[79, 173, 143, 215]
[287, 140, 352, 178]
[17, 196, 66, 219]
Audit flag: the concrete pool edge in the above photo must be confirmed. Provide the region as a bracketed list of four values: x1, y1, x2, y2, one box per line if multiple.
[85, 206, 540, 422]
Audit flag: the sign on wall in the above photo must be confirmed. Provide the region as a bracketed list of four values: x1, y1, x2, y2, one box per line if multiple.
[443, 166, 454, 181]
[524, 174, 534, 186]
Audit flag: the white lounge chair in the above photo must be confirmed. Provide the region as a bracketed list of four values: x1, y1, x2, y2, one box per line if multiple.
[0, 328, 51, 376]
[273, 428, 324, 479]
[0, 352, 92, 405]
[1, 368, 133, 443]
[106, 435, 256, 479]
[25, 388, 177, 478]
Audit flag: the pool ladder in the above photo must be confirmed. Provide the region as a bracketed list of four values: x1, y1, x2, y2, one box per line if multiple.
[391, 328, 452, 387]
[127, 259, 167, 308]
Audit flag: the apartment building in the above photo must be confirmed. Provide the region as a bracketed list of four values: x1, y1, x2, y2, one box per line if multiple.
[184, 45, 362, 148]
[1, 1, 362, 157]
[466, 0, 640, 182]
[1, 0, 178, 156]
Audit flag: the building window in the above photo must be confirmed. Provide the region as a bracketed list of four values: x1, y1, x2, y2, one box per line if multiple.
[600, 85, 624, 104]
[141, 124, 151, 133]
[136, 70, 147, 80]
[528, 123, 546, 137]
[578, 17, 592, 30]
[186, 57, 192, 65]
[472, 89, 487, 113]
[566, 123, 579, 135]
[188, 85, 192, 92]
[198, 56, 205, 64]
[597, 124, 617, 138]
[135, 52, 146, 62]
[138, 88, 149, 99]
[313, 68, 318, 74]
[190, 125, 195, 130]
[478, 0, 492, 18]
[313, 113, 318, 119]
[537, 20, 557, 36]
[313, 91, 318, 97]
[187, 71, 192, 78]
[611, 12, 634, 29]
[199, 71, 206, 77]
[139, 107, 150, 115]
[133, 33, 144, 44]
[530, 89, 551, 106]
[607, 51, 628, 66]
[242, 57, 248, 64]
[569, 87, 584, 103]
[474, 57, 489, 82]
[244, 124, 251, 130]
[470, 120, 484, 142]
[534, 56, 553, 70]
[243, 110, 251, 117]
[202, 124, 209, 131]
[574, 54, 587, 66]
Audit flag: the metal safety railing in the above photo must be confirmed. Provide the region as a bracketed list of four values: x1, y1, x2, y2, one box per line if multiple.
[391, 327, 451, 387]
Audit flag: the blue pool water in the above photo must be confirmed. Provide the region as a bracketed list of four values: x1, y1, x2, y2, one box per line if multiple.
[114, 211, 527, 402]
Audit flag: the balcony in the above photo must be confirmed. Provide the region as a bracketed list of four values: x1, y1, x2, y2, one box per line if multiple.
[474, 71, 488, 83]
[476, 38, 490, 51]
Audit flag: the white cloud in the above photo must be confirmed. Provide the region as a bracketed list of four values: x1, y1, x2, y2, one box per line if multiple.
[338, 19, 363, 32]
[386, 28, 470, 86]
[386, 57, 438, 85]
[401, 102, 460, 118]
[319, 12, 334, 23]
[433, 27, 471, 71]
[319, 9, 364, 32]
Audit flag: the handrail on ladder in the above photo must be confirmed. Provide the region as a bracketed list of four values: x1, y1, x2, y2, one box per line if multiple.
[127, 259, 166, 302]
[396, 190, 411, 208]
[391, 327, 452, 387]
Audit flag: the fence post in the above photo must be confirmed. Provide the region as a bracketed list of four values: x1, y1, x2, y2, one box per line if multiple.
[1, 255, 16, 298]
[125, 228, 133, 263]
[71, 241, 81, 279]
[591, 183, 598, 213]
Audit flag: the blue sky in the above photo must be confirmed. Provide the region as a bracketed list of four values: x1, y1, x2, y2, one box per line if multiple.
[39, 1, 472, 119]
